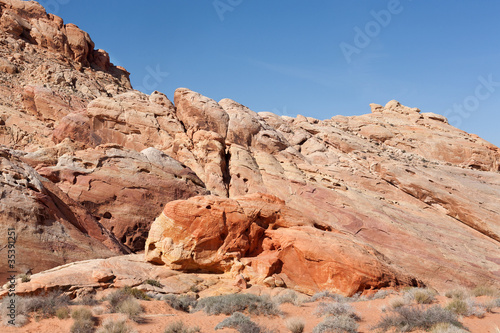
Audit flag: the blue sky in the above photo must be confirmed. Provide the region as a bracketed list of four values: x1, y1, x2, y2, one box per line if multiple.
[42, 0, 500, 147]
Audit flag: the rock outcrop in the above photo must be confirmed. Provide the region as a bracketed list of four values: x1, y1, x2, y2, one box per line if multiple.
[0, 0, 499, 296]
[0, 147, 125, 282]
[145, 193, 421, 295]
[36, 145, 208, 251]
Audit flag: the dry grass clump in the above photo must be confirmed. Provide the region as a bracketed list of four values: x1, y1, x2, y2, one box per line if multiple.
[430, 322, 469, 333]
[1, 291, 71, 326]
[164, 320, 201, 333]
[273, 290, 304, 306]
[471, 285, 499, 297]
[215, 312, 261, 333]
[373, 305, 463, 332]
[106, 288, 144, 322]
[70, 307, 95, 333]
[163, 294, 197, 312]
[444, 288, 468, 300]
[403, 287, 437, 304]
[56, 306, 70, 319]
[314, 301, 360, 320]
[313, 315, 358, 333]
[309, 291, 347, 303]
[145, 279, 163, 288]
[445, 298, 486, 318]
[97, 318, 136, 333]
[285, 317, 305, 333]
[195, 293, 280, 316]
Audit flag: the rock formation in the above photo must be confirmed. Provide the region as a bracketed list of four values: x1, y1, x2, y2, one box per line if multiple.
[0, 0, 499, 296]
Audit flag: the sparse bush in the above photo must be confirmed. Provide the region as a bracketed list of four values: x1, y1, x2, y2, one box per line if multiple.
[195, 293, 280, 316]
[163, 294, 197, 312]
[77, 295, 100, 306]
[373, 305, 462, 332]
[309, 291, 347, 303]
[274, 290, 303, 306]
[444, 288, 468, 300]
[471, 285, 498, 297]
[164, 320, 201, 333]
[97, 318, 136, 333]
[56, 307, 70, 319]
[371, 290, 390, 300]
[116, 298, 143, 322]
[389, 297, 408, 309]
[285, 317, 305, 333]
[313, 315, 358, 333]
[71, 307, 95, 333]
[145, 279, 163, 288]
[21, 292, 72, 318]
[403, 288, 436, 304]
[107, 290, 131, 312]
[445, 299, 468, 316]
[445, 298, 486, 318]
[215, 312, 261, 333]
[92, 306, 106, 316]
[1, 296, 28, 327]
[72, 307, 94, 321]
[18, 274, 31, 283]
[314, 301, 360, 320]
[431, 322, 468, 333]
[121, 286, 150, 300]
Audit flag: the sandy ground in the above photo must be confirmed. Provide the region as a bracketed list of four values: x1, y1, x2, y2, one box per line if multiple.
[2, 291, 499, 332]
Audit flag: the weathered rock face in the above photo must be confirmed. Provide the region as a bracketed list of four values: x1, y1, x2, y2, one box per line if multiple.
[0, 147, 126, 282]
[142, 92, 500, 293]
[0, 0, 132, 152]
[145, 194, 420, 295]
[37, 145, 208, 251]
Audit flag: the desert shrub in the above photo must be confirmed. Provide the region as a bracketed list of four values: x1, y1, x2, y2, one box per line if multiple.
[20, 292, 72, 318]
[471, 285, 498, 297]
[121, 286, 150, 300]
[431, 322, 469, 333]
[163, 294, 197, 312]
[389, 297, 408, 309]
[444, 288, 468, 300]
[97, 318, 136, 333]
[116, 298, 143, 322]
[195, 293, 280, 316]
[445, 299, 468, 316]
[164, 320, 201, 333]
[403, 288, 436, 304]
[373, 305, 462, 332]
[77, 295, 100, 306]
[1, 296, 28, 327]
[313, 315, 358, 333]
[18, 274, 31, 283]
[107, 290, 131, 312]
[70, 307, 95, 333]
[56, 306, 70, 319]
[309, 291, 347, 303]
[215, 312, 261, 333]
[92, 306, 106, 316]
[145, 279, 163, 288]
[371, 290, 391, 300]
[445, 298, 486, 318]
[314, 301, 360, 320]
[285, 317, 305, 333]
[274, 290, 302, 306]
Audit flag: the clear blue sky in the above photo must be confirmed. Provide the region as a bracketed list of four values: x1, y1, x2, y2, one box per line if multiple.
[41, 0, 500, 147]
